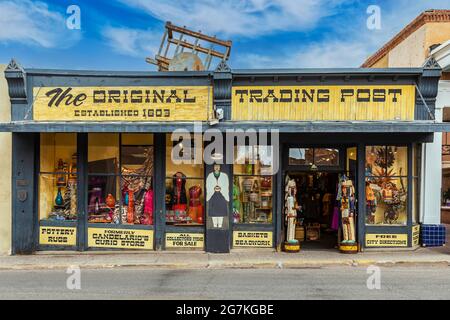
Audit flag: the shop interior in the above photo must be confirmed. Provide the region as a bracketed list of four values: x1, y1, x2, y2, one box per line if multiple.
[285, 171, 341, 250]
[284, 147, 358, 250]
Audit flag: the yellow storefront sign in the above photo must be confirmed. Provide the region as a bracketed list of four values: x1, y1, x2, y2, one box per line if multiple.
[365, 233, 408, 247]
[39, 226, 77, 246]
[165, 233, 204, 249]
[33, 86, 212, 121]
[233, 231, 273, 248]
[88, 228, 154, 249]
[232, 85, 415, 121]
[412, 225, 420, 246]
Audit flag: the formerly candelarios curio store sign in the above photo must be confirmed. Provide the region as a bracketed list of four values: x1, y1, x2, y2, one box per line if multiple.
[1, 58, 443, 255]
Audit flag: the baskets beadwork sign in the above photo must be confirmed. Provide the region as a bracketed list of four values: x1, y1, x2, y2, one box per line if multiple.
[32, 86, 212, 121]
[233, 231, 273, 248]
[232, 85, 415, 121]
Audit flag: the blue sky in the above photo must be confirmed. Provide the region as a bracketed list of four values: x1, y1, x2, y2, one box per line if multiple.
[0, 0, 448, 71]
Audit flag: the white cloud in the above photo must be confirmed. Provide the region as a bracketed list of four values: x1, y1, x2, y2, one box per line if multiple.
[117, 0, 349, 37]
[237, 41, 370, 69]
[0, 0, 80, 48]
[235, 0, 450, 69]
[102, 26, 160, 57]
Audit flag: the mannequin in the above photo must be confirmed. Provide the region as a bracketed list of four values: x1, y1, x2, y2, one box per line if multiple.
[141, 188, 154, 225]
[172, 172, 187, 208]
[188, 185, 203, 223]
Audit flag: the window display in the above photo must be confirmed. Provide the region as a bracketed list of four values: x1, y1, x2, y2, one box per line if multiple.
[39, 133, 77, 222]
[165, 135, 204, 225]
[365, 146, 408, 225]
[88, 134, 154, 225]
[233, 146, 274, 224]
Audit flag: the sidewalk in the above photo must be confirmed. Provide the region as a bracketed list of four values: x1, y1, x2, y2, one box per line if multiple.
[1, 225, 448, 271]
[0, 245, 448, 270]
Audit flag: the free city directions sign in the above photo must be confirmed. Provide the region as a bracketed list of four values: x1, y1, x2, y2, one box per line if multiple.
[232, 85, 416, 121]
[32, 86, 212, 121]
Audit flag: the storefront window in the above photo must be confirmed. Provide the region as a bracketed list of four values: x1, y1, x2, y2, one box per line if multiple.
[365, 146, 408, 226]
[39, 133, 77, 221]
[289, 148, 313, 165]
[233, 145, 274, 224]
[289, 148, 339, 166]
[165, 135, 204, 226]
[88, 134, 154, 225]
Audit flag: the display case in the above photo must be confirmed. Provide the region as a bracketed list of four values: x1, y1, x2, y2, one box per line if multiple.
[233, 146, 274, 224]
[39, 133, 78, 222]
[87, 133, 154, 225]
[165, 135, 205, 226]
[365, 146, 408, 226]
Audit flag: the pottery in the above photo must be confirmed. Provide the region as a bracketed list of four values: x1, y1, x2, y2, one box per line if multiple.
[55, 188, 63, 206]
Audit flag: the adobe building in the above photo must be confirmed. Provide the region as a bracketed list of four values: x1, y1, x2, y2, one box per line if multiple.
[362, 9, 450, 230]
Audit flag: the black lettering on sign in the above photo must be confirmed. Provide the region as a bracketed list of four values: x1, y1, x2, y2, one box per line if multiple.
[235, 90, 248, 103]
[301, 89, 315, 103]
[250, 90, 263, 103]
[373, 89, 386, 102]
[356, 89, 371, 102]
[93, 90, 106, 103]
[263, 90, 279, 103]
[388, 89, 402, 102]
[317, 89, 330, 102]
[341, 89, 354, 102]
[130, 90, 143, 103]
[279, 89, 292, 103]
[183, 90, 196, 103]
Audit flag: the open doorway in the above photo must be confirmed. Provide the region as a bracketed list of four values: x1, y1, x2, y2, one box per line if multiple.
[285, 171, 340, 250]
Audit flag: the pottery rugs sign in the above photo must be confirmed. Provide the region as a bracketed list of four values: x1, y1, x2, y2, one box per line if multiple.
[39, 226, 77, 246]
[33, 86, 212, 121]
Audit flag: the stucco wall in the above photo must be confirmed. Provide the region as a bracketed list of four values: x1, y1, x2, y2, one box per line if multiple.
[370, 54, 389, 68]
[388, 25, 427, 67]
[0, 64, 12, 255]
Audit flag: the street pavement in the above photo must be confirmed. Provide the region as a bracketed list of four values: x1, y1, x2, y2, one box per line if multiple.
[0, 266, 448, 300]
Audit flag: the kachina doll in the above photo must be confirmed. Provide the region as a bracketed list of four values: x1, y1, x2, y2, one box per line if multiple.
[284, 176, 298, 244]
[232, 180, 242, 223]
[337, 176, 356, 244]
[365, 182, 377, 224]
